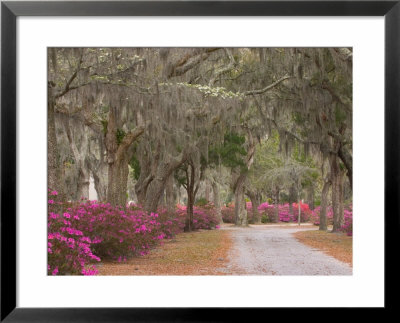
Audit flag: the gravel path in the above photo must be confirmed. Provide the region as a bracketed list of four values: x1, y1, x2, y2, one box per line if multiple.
[220, 225, 352, 275]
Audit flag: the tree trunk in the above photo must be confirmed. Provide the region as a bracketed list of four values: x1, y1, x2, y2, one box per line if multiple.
[63, 118, 90, 200]
[107, 154, 130, 207]
[134, 143, 158, 206]
[87, 135, 108, 202]
[105, 107, 145, 207]
[159, 189, 166, 207]
[165, 173, 175, 214]
[338, 171, 344, 228]
[144, 151, 187, 212]
[319, 179, 331, 231]
[273, 187, 280, 223]
[330, 154, 344, 232]
[246, 189, 261, 224]
[306, 185, 315, 210]
[256, 192, 262, 208]
[338, 145, 352, 191]
[105, 107, 124, 207]
[184, 163, 196, 232]
[135, 173, 153, 206]
[47, 84, 63, 197]
[177, 184, 181, 205]
[173, 182, 180, 206]
[289, 185, 296, 216]
[186, 191, 194, 232]
[298, 196, 301, 226]
[205, 178, 211, 201]
[234, 173, 247, 226]
[212, 180, 222, 223]
[144, 169, 169, 212]
[233, 130, 255, 227]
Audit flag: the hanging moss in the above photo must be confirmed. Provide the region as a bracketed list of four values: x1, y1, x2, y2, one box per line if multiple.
[50, 47, 351, 210]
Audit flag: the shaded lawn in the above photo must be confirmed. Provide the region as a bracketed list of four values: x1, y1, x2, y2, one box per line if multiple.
[293, 230, 353, 267]
[98, 229, 232, 275]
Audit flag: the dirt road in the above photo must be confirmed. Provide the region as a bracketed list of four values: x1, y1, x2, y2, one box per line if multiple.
[219, 224, 352, 275]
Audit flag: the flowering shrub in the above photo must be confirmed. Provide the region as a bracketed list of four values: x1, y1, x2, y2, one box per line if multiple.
[48, 190, 100, 276]
[276, 204, 293, 222]
[48, 190, 219, 275]
[155, 206, 186, 239]
[176, 203, 220, 230]
[309, 206, 334, 226]
[221, 202, 257, 224]
[341, 205, 353, 236]
[291, 202, 312, 223]
[71, 202, 178, 261]
[194, 203, 220, 229]
[309, 205, 352, 236]
[221, 204, 235, 223]
[258, 202, 310, 223]
[258, 202, 275, 222]
[245, 202, 257, 224]
[221, 201, 312, 224]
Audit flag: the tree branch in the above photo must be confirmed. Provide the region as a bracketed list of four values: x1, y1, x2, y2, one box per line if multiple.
[244, 75, 293, 96]
[167, 48, 221, 78]
[321, 80, 352, 113]
[55, 51, 84, 99]
[330, 47, 352, 62]
[337, 145, 353, 190]
[208, 48, 236, 86]
[55, 104, 103, 134]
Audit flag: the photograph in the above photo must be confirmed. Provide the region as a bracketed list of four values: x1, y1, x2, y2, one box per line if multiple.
[47, 47, 353, 276]
[1, 0, 398, 319]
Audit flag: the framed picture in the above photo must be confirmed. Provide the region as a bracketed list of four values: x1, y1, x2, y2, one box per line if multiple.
[1, 0, 398, 321]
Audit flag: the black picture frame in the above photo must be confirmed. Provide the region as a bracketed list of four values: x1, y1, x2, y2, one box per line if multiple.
[1, 1, 398, 321]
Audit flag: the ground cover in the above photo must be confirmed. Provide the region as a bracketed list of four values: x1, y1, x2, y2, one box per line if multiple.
[293, 230, 353, 266]
[98, 229, 232, 275]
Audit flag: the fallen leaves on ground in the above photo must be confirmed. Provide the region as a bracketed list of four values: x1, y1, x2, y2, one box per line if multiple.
[293, 230, 352, 266]
[98, 229, 232, 275]
[266, 224, 316, 229]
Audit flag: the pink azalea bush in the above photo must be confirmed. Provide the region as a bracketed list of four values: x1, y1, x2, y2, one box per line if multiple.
[258, 202, 278, 222]
[245, 202, 257, 224]
[309, 204, 352, 236]
[222, 201, 310, 224]
[176, 203, 220, 230]
[219, 196, 352, 235]
[69, 201, 181, 261]
[48, 190, 219, 275]
[48, 191, 100, 276]
[221, 202, 256, 224]
[291, 202, 312, 222]
[275, 204, 293, 222]
[341, 205, 353, 236]
[221, 203, 235, 223]
[257, 202, 310, 223]
[309, 206, 334, 226]
[154, 206, 186, 239]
